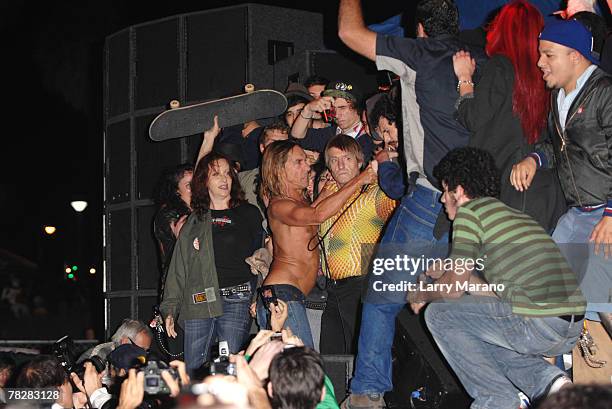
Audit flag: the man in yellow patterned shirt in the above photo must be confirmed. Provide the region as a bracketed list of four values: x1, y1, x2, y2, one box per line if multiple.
[319, 134, 396, 354]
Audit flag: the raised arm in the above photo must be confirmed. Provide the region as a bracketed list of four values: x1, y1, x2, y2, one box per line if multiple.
[290, 97, 334, 139]
[270, 164, 377, 226]
[338, 0, 377, 61]
[195, 115, 221, 170]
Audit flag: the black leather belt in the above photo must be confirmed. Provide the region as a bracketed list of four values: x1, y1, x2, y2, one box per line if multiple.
[219, 283, 251, 296]
[559, 314, 584, 322]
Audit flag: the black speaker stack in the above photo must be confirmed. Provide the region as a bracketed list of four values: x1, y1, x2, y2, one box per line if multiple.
[386, 308, 470, 409]
[102, 4, 324, 335]
[103, 0, 389, 342]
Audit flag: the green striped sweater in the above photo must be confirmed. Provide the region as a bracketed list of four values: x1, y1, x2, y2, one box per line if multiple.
[450, 197, 586, 316]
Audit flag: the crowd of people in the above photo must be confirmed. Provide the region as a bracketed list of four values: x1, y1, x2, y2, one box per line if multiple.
[1, 0, 611, 408]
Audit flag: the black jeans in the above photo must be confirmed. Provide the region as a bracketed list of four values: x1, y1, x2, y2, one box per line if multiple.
[320, 275, 365, 354]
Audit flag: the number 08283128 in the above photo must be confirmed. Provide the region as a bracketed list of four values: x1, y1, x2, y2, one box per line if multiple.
[5, 388, 60, 403]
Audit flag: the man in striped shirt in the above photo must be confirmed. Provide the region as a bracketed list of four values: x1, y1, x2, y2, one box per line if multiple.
[411, 147, 586, 409]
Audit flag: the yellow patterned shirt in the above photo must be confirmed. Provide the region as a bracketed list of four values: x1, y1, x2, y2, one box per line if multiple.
[320, 182, 396, 280]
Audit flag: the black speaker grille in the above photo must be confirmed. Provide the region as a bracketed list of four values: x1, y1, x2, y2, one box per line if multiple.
[135, 114, 182, 200]
[109, 209, 132, 291]
[107, 120, 131, 204]
[108, 297, 131, 334]
[107, 32, 130, 118]
[134, 19, 180, 110]
[137, 205, 159, 291]
[186, 8, 247, 102]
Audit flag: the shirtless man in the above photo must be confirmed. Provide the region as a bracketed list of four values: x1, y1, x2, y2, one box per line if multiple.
[257, 140, 376, 347]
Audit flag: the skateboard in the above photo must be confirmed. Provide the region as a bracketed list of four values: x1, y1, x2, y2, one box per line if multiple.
[149, 89, 287, 141]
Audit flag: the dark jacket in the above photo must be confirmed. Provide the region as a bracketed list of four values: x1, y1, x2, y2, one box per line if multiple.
[457, 55, 566, 231]
[378, 161, 405, 200]
[536, 67, 612, 208]
[160, 211, 223, 322]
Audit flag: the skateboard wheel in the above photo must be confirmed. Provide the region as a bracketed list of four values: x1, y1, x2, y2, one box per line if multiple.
[244, 84, 255, 93]
[169, 100, 180, 109]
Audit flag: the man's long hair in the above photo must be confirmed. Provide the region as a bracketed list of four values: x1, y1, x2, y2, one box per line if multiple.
[191, 153, 244, 218]
[485, 0, 549, 145]
[260, 140, 299, 201]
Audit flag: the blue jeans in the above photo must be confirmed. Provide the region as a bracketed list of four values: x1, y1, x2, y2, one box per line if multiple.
[351, 184, 449, 395]
[256, 284, 314, 348]
[552, 207, 612, 321]
[183, 291, 252, 374]
[425, 296, 583, 409]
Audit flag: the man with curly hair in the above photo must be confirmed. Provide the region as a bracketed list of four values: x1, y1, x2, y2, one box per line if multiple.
[410, 147, 586, 409]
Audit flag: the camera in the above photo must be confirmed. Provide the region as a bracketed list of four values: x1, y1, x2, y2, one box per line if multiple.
[322, 107, 336, 124]
[209, 341, 236, 376]
[209, 359, 236, 376]
[53, 335, 106, 379]
[141, 359, 178, 395]
[259, 285, 278, 309]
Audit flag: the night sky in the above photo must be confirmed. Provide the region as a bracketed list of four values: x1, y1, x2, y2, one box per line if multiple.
[0, 0, 402, 270]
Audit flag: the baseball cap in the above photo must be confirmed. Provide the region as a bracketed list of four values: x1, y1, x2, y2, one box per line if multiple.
[322, 80, 360, 104]
[539, 19, 599, 65]
[284, 83, 313, 102]
[108, 344, 147, 370]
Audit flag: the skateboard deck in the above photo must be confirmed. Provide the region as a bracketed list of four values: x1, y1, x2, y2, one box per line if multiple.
[149, 89, 287, 141]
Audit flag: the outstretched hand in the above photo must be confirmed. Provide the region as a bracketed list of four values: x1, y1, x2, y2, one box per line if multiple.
[269, 299, 288, 332]
[204, 115, 221, 140]
[304, 96, 335, 116]
[117, 369, 144, 409]
[245, 330, 275, 357]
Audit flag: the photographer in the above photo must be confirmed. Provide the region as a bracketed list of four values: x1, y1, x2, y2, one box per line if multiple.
[16, 355, 111, 409]
[243, 303, 338, 409]
[78, 319, 152, 366]
[108, 344, 189, 409]
[112, 367, 188, 409]
[268, 347, 326, 409]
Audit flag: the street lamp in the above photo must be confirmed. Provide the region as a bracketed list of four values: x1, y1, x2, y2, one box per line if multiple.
[70, 201, 88, 212]
[44, 226, 57, 235]
[70, 200, 88, 279]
